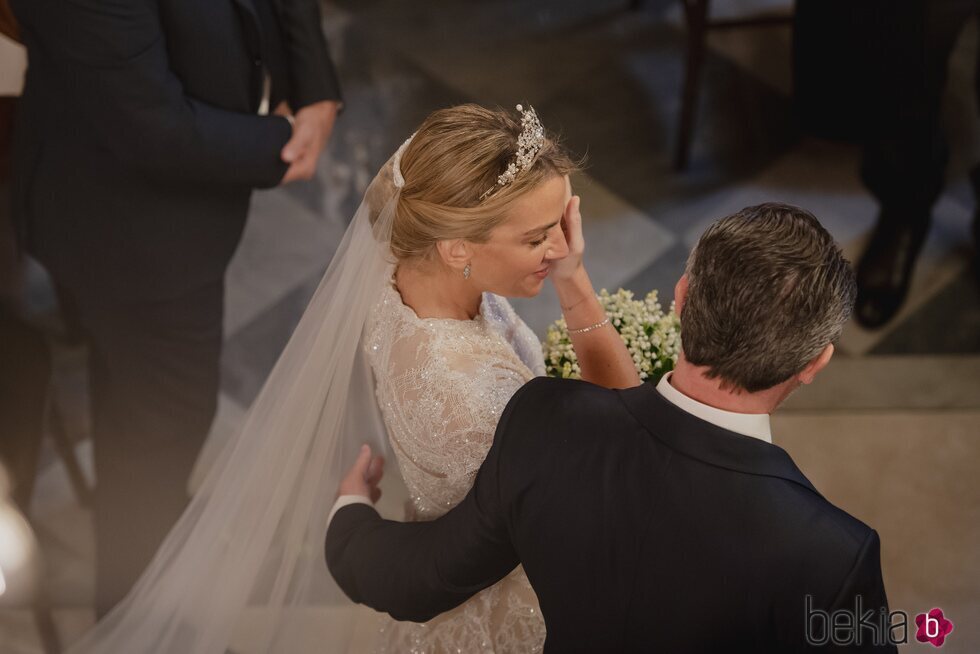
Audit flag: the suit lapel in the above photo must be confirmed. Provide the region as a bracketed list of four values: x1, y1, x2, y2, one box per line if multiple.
[617, 383, 821, 496]
[231, 0, 263, 60]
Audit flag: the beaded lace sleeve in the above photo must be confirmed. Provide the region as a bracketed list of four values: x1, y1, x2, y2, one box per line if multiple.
[363, 277, 548, 653]
[364, 279, 544, 519]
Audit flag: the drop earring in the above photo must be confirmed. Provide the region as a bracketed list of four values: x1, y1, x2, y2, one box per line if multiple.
[463, 263, 471, 279]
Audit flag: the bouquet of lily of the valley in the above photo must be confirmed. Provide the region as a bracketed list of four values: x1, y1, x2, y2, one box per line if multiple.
[544, 288, 681, 384]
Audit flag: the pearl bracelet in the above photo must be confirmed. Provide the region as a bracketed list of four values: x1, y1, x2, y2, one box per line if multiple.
[567, 316, 610, 335]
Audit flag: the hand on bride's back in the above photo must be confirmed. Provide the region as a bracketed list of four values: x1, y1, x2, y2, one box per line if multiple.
[548, 177, 585, 284]
[338, 444, 384, 503]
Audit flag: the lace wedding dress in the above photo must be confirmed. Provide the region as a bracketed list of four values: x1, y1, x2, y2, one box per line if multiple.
[363, 272, 547, 654]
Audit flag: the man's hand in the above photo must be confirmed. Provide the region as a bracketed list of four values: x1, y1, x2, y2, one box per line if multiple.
[278, 99, 340, 185]
[338, 444, 384, 504]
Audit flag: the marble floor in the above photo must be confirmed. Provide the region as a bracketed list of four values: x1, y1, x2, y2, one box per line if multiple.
[2, 0, 979, 652]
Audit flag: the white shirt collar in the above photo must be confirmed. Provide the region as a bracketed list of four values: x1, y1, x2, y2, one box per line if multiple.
[655, 372, 772, 443]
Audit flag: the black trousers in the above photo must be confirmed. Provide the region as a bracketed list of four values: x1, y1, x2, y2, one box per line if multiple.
[1, 178, 51, 511]
[0, 303, 50, 509]
[63, 280, 223, 615]
[795, 0, 979, 218]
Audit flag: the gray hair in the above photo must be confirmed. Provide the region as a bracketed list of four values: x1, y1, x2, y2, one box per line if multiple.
[681, 203, 856, 393]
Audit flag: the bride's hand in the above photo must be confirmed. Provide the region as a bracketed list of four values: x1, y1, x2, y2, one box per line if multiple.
[549, 177, 585, 284]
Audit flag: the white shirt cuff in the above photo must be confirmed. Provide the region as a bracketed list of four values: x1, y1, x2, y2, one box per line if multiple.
[327, 494, 374, 528]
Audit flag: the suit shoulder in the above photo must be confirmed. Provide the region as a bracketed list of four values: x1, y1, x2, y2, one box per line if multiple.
[775, 486, 884, 610]
[497, 377, 634, 464]
[761, 477, 877, 579]
[506, 376, 623, 428]
[511, 375, 620, 407]
[789, 477, 873, 539]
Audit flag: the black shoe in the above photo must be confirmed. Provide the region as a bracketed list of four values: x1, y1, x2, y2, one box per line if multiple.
[855, 213, 930, 329]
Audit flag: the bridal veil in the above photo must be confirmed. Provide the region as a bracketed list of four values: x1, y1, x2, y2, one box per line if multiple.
[66, 140, 413, 653]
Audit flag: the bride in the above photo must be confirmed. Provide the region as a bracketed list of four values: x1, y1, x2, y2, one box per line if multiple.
[65, 104, 640, 654]
[363, 104, 640, 652]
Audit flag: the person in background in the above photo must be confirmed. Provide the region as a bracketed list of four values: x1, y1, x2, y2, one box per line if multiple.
[9, 0, 342, 615]
[795, 0, 979, 328]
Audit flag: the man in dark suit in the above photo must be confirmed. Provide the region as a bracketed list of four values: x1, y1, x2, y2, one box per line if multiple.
[10, 0, 341, 613]
[794, 0, 979, 328]
[326, 203, 898, 652]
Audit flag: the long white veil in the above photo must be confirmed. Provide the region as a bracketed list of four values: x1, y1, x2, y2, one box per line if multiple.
[66, 139, 413, 653]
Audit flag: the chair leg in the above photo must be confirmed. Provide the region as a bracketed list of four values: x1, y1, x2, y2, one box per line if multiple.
[674, 0, 710, 170]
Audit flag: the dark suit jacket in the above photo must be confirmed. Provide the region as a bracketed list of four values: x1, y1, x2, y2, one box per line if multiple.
[10, 0, 341, 300]
[327, 377, 897, 653]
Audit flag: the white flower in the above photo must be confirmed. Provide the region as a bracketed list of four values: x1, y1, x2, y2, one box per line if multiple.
[543, 288, 681, 383]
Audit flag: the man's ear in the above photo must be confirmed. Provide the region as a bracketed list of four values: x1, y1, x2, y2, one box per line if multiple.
[798, 343, 834, 385]
[674, 274, 689, 316]
[434, 239, 472, 273]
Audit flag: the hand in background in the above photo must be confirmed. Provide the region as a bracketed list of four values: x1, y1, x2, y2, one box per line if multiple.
[338, 444, 384, 504]
[277, 99, 340, 185]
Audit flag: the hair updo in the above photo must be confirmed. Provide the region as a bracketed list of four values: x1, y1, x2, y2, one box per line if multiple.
[389, 104, 579, 262]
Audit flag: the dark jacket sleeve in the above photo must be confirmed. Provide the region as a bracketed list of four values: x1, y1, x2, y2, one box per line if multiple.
[21, 0, 291, 188]
[275, 0, 342, 110]
[823, 530, 898, 653]
[325, 382, 534, 623]
[783, 529, 897, 652]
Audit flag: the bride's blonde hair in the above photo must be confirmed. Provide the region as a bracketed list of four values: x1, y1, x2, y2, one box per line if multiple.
[390, 104, 579, 262]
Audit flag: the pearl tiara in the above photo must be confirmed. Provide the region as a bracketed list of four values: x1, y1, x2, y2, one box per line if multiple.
[479, 104, 545, 201]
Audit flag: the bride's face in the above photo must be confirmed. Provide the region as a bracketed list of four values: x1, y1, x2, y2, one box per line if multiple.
[470, 174, 570, 298]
